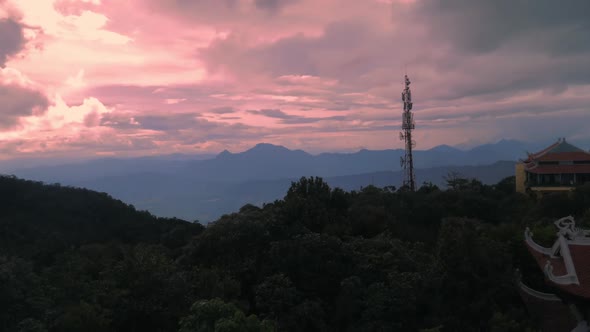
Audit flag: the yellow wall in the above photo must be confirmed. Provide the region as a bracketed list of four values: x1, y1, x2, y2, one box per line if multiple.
[515, 163, 526, 193]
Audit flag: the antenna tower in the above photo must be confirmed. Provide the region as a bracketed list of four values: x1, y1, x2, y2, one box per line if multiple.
[399, 74, 416, 191]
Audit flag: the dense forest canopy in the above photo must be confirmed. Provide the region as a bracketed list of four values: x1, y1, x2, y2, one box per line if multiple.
[2, 174, 590, 331]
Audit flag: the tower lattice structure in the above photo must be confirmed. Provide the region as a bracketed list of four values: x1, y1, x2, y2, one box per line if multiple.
[399, 74, 416, 191]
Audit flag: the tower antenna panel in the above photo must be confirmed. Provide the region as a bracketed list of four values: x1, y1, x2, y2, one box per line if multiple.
[399, 74, 416, 191]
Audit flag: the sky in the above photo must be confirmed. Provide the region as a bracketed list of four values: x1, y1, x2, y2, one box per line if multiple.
[0, 0, 589, 160]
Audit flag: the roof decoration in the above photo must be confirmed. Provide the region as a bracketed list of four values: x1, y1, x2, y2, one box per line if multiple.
[522, 139, 590, 175]
[524, 138, 590, 163]
[525, 216, 590, 299]
[527, 139, 564, 160]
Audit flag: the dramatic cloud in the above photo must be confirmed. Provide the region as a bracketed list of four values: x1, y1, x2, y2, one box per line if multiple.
[0, 83, 48, 128]
[247, 108, 347, 124]
[133, 113, 203, 131]
[416, 0, 590, 55]
[0, 0, 588, 159]
[0, 10, 49, 130]
[208, 107, 237, 114]
[0, 17, 24, 66]
[254, 0, 298, 12]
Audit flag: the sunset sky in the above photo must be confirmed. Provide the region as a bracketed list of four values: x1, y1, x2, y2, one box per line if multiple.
[0, 0, 589, 159]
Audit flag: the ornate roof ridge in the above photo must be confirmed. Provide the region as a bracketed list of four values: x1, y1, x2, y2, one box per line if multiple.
[528, 139, 563, 160]
[518, 280, 562, 302]
[527, 138, 590, 161]
[544, 235, 579, 285]
[525, 227, 554, 256]
[524, 216, 590, 287]
[554, 216, 590, 241]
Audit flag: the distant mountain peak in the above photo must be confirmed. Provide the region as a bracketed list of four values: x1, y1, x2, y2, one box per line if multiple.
[429, 144, 458, 152]
[247, 143, 291, 153]
[469, 139, 527, 152]
[495, 138, 525, 146]
[496, 138, 520, 144]
[253, 142, 285, 148]
[216, 149, 232, 159]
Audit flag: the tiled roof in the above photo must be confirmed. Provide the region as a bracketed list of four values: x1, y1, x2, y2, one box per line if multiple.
[550, 141, 586, 153]
[525, 139, 590, 163]
[528, 141, 562, 160]
[536, 152, 590, 162]
[526, 241, 590, 299]
[518, 282, 576, 332]
[526, 164, 590, 174]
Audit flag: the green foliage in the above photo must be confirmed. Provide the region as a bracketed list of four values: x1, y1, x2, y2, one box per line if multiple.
[179, 299, 237, 332]
[190, 268, 241, 301]
[5, 173, 588, 331]
[178, 298, 273, 332]
[15, 318, 48, 332]
[417, 181, 440, 194]
[444, 171, 482, 191]
[283, 176, 349, 233]
[434, 218, 517, 330]
[0, 256, 47, 330]
[255, 274, 298, 321]
[52, 301, 111, 332]
[494, 176, 516, 195]
[489, 312, 534, 332]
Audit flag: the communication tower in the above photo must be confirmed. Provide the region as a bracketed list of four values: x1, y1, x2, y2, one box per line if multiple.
[399, 75, 416, 190]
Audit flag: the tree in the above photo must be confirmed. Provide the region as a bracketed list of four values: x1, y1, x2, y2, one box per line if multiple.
[190, 267, 241, 301]
[52, 301, 111, 332]
[178, 299, 273, 332]
[332, 276, 363, 330]
[444, 172, 483, 192]
[418, 181, 440, 194]
[283, 177, 332, 232]
[434, 218, 519, 331]
[255, 274, 298, 324]
[0, 172, 545, 331]
[0, 256, 48, 331]
[15, 318, 47, 332]
[494, 176, 516, 195]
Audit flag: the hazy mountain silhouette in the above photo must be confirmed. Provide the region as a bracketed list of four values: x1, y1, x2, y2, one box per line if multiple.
[4, 140, 550, 221]
[6, 141, 518, 184]
[175, 139, 530, 182]
[67, 160, 515, 222]
[8, 139, 538, 183]
[8, 153, 216, 183]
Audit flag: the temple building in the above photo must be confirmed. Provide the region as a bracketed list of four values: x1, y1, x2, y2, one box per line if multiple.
[521, 216, 590, 331]
[516, 138, 590, 194]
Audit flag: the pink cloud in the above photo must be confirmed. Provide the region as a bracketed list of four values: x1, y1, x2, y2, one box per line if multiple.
[0, 68, 49, 128]
[0, 0, 588, 160]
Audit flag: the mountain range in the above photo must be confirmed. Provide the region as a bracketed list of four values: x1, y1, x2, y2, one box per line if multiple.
[3, 139, 576, 222]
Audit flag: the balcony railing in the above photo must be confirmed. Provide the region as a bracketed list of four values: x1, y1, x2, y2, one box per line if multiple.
[526, 182, 576, 187]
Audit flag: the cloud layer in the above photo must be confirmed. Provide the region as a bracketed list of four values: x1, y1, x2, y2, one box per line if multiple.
[0, 17, 25, 66]
[0, 0, 588, 159]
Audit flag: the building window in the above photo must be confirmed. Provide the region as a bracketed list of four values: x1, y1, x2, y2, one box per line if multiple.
[561, 173, 574, 185]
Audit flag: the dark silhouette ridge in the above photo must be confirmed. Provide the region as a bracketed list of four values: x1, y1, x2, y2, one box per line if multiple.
[4, 172, 589, 331]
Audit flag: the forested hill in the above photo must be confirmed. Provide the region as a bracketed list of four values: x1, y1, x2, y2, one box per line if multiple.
[0, 175, 203, 258]
[3, 174, 590, 331]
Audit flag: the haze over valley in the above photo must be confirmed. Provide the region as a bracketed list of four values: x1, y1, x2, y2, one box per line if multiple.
[7, 139, 562, 221]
